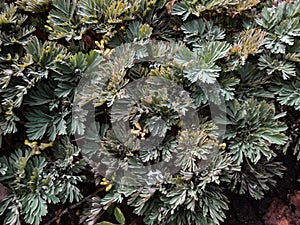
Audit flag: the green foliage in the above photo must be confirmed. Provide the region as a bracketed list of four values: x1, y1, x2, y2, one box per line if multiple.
[0, 138, 85, 225]
[172, 0, 260, 20]
[181, 18, 225, 47]
[17, 0, 52, 13]
[46, 0, 79, 41]
[174, 41, 231, 84]
[95, 206, 126, 225]
[229, 160, 286, 199]
[217, 99, 287, 164]
[92, 126, 239, 225]
[256, 2, 300, 54]
[258, 54, 296, 79]
[0, 0, 300, 225]
[271, 78, 300, 110]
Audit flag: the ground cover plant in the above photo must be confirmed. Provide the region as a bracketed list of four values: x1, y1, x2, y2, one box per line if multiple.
[0, 0, 300, 225]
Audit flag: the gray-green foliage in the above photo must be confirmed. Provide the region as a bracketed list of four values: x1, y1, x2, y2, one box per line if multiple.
[0, 138, 85, 225]
[0, 0, 300, 225]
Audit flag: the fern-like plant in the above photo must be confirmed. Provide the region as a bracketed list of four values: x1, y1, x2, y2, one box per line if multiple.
[0, 0, 300, 225]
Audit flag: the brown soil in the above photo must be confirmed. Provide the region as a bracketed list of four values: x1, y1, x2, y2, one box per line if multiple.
[263, 191, 300, 225]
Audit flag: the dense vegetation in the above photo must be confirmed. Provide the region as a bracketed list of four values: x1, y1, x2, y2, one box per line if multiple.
[0, 0, 299, 225]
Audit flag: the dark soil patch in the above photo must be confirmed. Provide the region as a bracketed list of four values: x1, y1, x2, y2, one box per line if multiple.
[222, 152, 300, 225]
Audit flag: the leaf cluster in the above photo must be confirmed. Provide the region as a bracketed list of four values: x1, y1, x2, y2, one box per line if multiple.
[0, 0, 300, 225]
